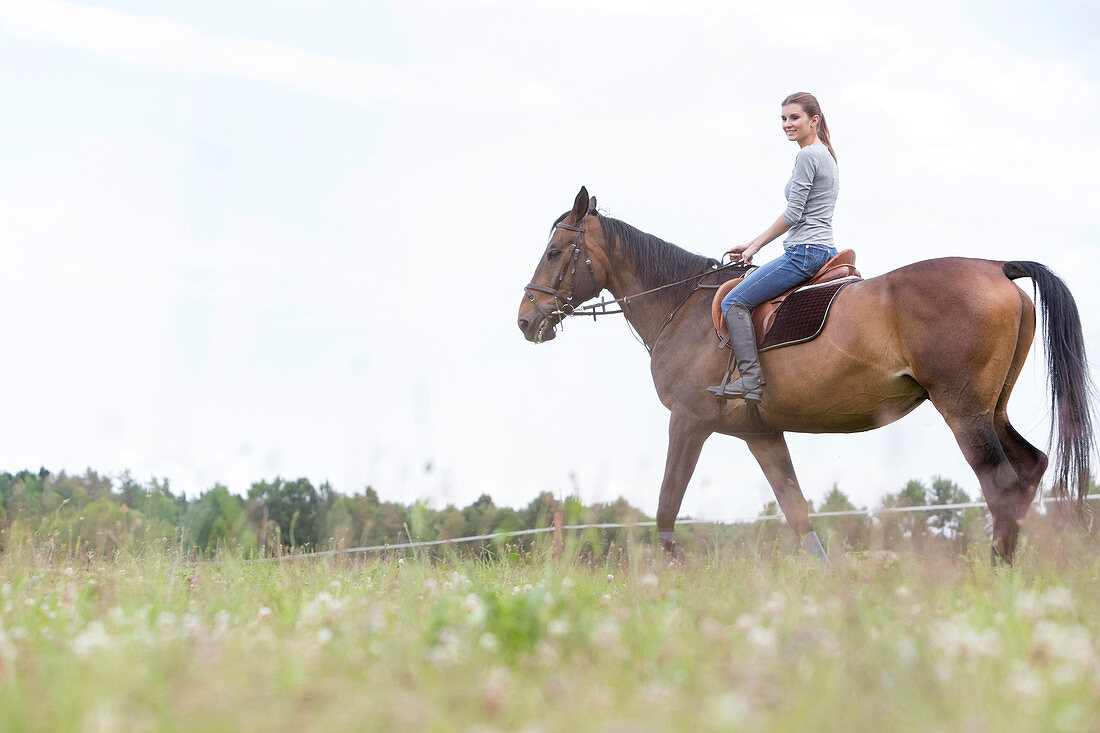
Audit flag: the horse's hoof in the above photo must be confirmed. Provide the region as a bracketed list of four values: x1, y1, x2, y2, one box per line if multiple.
[661, 540, 686, 565]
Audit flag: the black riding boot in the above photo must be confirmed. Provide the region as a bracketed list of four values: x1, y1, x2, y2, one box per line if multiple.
[707, 303, 765, 403]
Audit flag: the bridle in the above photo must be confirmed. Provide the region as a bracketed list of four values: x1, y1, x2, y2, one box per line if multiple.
[523, 215, 596, 332]
[524, 213, 752, 351]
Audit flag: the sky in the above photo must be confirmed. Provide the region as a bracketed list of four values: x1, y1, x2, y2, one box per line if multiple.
[0, 0, 1098, 521]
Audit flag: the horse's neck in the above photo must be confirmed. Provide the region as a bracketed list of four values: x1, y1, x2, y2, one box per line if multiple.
[603, 253, 685, 350]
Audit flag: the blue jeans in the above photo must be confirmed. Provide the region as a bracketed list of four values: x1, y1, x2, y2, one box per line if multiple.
[722, 244, 838, 314]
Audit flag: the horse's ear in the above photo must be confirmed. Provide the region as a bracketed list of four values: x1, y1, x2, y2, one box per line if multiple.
[587, 195, 598, 214]
[571, 186, 589, 221]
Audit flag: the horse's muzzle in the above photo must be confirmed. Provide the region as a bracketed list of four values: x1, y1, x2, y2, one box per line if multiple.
[518, 314, 557, 343]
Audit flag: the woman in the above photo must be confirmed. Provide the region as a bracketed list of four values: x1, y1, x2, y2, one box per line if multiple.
[709, 92, 840, 403]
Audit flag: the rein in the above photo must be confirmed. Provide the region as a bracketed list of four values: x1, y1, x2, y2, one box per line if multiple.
[524, 215, 753, 352]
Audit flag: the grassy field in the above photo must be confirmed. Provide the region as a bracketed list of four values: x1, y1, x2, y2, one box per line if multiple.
[0, 535, 1098, 732]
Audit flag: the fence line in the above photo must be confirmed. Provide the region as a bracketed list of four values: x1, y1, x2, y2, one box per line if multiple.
[255, 493, 1099, 562]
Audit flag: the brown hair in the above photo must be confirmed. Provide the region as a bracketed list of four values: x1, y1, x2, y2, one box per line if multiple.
[782, 92, 836, 162]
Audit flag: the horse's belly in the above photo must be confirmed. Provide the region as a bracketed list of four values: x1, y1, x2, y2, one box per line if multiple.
[754, 338, 926, 433]
[764, 385, 927, 433]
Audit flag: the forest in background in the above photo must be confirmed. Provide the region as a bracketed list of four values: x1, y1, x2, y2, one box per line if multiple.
[0, 468, 1093, 557]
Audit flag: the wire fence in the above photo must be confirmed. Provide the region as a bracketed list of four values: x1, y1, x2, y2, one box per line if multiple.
[256, 493, 1100, 562]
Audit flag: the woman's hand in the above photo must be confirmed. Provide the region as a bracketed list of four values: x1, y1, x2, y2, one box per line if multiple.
[727, 216, 792, 265]
[726, 242, 756, 264]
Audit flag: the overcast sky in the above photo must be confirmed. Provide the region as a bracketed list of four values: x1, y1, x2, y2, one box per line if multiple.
[1, 0, 1097, 520]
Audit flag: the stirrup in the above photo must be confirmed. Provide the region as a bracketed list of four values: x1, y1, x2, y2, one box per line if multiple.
[707, 347, 737, 403]
[707, 378, 764, 403]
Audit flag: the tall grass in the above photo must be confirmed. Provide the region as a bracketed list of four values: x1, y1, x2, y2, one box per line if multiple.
[0, 529, 1097, 732]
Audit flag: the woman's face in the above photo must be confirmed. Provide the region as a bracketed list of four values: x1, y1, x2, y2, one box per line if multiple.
[781, 103, 818, 144]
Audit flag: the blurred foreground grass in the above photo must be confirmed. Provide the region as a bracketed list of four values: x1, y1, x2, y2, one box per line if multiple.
[0, 535, 1098, 732]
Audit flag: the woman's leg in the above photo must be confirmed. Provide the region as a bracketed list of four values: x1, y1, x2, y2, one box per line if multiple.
[711, 246, 833, 402]
[723, 245, 830, 312]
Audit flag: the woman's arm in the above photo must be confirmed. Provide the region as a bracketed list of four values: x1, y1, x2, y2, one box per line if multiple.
[726, 215, 791, 264]
[729, 147, 818, 263]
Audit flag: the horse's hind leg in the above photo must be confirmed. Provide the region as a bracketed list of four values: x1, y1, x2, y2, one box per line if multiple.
[995, 417, 1047, 520]
[744, 432, 828, 563]
[915, 284, 1030, 562]
[995, 290, 1048, 521]
[942, 415, 1024, 562]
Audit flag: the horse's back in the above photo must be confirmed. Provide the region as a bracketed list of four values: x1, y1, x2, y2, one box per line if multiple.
[753, 257, 1029, 432]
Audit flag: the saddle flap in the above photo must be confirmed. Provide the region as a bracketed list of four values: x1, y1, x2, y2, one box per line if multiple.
[711, 249, 861, 345]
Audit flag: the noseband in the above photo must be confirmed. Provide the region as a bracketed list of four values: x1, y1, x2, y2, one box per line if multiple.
[523, 216, 597, 326]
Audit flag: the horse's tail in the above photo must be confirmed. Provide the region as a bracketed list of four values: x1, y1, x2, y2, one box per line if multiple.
[1003, 261, 1096, 511]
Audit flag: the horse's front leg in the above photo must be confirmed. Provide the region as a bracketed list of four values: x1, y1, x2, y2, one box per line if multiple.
[743, 432, 829, 564]
[656, 411, 711, 555]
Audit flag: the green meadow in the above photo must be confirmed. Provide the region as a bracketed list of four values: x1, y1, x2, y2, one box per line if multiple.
[0, 534, 1098, 733]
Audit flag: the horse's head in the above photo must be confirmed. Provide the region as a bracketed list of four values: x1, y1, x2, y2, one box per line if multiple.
[518, 186, 608, 343]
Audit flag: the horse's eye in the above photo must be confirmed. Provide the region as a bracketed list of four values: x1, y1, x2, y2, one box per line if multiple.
[547, 250, 561, 261]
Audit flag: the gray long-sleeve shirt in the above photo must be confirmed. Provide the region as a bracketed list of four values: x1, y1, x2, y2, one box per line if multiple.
[781, 143, 838, 248]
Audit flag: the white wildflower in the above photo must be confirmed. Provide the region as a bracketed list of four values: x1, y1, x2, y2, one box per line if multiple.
[480, 666, 512, 714]
[258, 606, 272, 621]
[479, 633, 499, 652]
[156, 612, 178, 636]
[1041, 587, 1075, 616]
[734, 613, 757, 633]
[462, 593, 486, 623]
[606, 574, 614, 582]
[0, 627, 17, 663]
[427, 629, 460, 668]
[1016, 590, 1042, 621]
[895, 637, 917, 663]
[1009, 661, 1043, 701]
[706, 692, 752, 724]
[1032, 621, 1095, 670]
[930, 617, 1002, 661]
[746, 625, 777, 652]
[547, 619, 569, 637]
[71, 622, 111, 657]
[762, 592, 785, 616]
[317, 628, 333, 645]
[536, 640, 559, 665]
[181, 614, 203, 636]
[592, 618, 621, 649]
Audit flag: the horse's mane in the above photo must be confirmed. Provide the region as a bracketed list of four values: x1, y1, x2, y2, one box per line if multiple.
[596, 213, 720, 299]
[549, 211, 724, 300]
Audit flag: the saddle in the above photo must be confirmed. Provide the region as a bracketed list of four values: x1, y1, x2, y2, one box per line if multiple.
[711, 249, 861, 350]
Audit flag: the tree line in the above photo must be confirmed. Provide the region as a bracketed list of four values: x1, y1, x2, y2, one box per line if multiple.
[0, 468, 1091, 557]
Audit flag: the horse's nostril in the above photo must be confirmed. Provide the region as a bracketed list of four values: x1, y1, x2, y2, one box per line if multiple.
[518, 318, 529, 331]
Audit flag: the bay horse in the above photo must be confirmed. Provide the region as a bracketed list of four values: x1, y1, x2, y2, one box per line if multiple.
[517, 187, 1095, 563]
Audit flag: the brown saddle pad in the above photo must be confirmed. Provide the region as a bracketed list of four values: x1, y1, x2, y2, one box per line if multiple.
[710, 248, 861, 350]
[758, 279, 854, 351]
